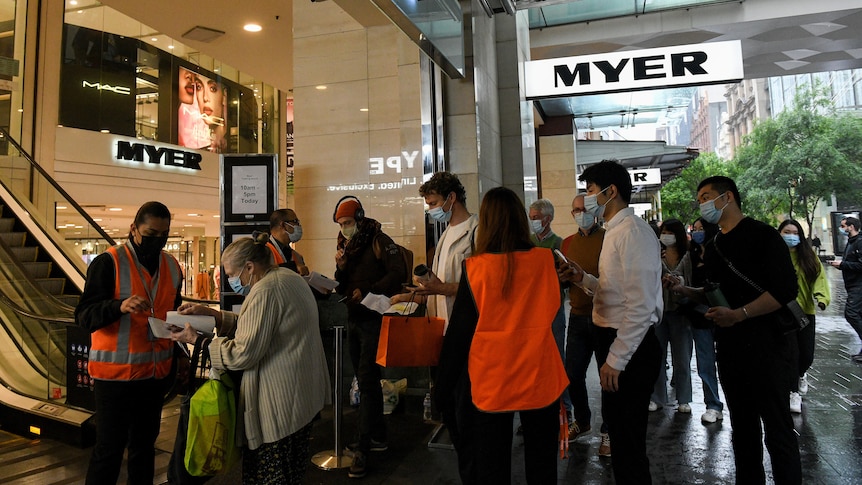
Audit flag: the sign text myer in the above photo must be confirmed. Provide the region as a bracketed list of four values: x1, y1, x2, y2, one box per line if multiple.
[576, 167, 661, 189]
[525, 41, 743, 98]
[369, 151, 419, 174]
[82, 80, 131, 95]
[115, 141, 202, 170]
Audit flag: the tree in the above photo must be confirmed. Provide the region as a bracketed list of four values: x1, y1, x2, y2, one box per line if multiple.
[660, 152, 740, 224]
[733, 83, 862, 229]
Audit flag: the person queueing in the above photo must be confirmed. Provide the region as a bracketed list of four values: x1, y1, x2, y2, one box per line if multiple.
[828, 216, 862, 363]
[76, 201, 183, 485]
[672, 176, 801, 484]
[557, 160, 663, 484]
[687, 217, 725, 425]
[333, 196, 407, 479]
[560, 194, 611, 456]
[528, 199, 576, 430]
[172, 234, 330, 484]
[778, 219, 830, 413]
[651, 219, 694, 415]
[436, 186, 568, 484]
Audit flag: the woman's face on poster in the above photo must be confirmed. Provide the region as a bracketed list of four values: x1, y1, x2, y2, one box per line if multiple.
[196, 77, 225, 119]
[178, 68, 196, 105]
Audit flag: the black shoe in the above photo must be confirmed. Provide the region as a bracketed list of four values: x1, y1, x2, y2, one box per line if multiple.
[346, 439, 388, 452]
[349, 451, 367, 479]
[852, 353, 862, 363]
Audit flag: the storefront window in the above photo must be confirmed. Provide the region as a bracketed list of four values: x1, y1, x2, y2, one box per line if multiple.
[60, 1, 276, 155]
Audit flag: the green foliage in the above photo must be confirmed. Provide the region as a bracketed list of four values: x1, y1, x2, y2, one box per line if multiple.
[733, 83, 862, 230]
[661, 153, 740, 224]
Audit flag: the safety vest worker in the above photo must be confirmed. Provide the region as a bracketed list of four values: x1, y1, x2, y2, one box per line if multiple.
[465, 248, 568, 412]
[88, 241, 182, 381]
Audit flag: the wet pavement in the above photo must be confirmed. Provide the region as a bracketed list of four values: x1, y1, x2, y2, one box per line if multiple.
[3, 267, 861, 484]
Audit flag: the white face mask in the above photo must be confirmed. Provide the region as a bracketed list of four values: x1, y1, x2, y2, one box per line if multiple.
[530, 219, 545, 235]
[659, 234, 677, 247]
[341, 225, 357, 240]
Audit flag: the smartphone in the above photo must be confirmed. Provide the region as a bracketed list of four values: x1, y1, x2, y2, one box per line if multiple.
[553, 249, 569, 264]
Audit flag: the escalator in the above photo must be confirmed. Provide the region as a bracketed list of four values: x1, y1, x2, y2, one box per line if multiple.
[0, 128, 117, 447]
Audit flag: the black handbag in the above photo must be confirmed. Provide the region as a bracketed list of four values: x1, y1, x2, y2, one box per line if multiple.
[713, 241, 809, 334]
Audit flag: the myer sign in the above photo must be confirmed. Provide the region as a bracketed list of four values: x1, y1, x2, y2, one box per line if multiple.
[576, 168, 661, 189]
[115, 141, 202, 170]
[525, 41, 743, 98]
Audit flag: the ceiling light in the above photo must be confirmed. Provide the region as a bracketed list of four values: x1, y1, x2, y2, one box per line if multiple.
[187, 213, 200, 217]
[100, 129, 109, 133]
[244, 23, 262, 33]
[17, 108, 22, 112]
[360, 108, 369, 112]
[56, 205, 67, 210]
[92, 218, 102, 222]
[315, 85, 327, 90]
[151, 37, 158, 42]
[70, 0, 78, 5]
[168, 45, 175, 49]
[183, 224, 193, 227]
[213, 214, 220, 218]
[108, 207, 122, 212]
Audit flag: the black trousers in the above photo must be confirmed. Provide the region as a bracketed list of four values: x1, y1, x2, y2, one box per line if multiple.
[716, 321, 801, 485]
[348, 316, 386, 453]
[566, 313, 599, 427]
[593, 325, 661, 485]
[86, 377, 167, 485]
[449, 370, 559, 485]
[786, 314, 816, 392]
[167, 393, 212, 485]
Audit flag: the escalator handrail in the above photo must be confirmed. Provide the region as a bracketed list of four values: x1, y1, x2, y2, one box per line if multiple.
[0, 294, 75, 324]
[0, 128, 116, 246]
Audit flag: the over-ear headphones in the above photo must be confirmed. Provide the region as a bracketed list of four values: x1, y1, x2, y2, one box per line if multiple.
[332, 195, 365, 223]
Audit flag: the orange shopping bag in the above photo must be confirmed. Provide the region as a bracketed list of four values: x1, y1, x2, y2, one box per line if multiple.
[376, 314, 445, 367]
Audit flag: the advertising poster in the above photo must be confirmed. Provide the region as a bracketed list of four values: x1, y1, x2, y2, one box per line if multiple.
[177, 67, 228, 153]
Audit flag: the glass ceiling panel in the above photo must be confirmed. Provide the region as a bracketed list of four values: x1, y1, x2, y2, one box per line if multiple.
[536, 86, 698, 131]
[525, 0, 741, 28]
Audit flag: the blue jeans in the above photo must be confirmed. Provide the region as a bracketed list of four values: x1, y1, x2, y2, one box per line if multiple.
[651, 311, 693, 406]
[693, 326, 723, 411]
[551, 303, 574, 420]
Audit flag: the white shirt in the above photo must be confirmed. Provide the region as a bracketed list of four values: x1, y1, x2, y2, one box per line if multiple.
[433, 224, 458, 324]
[579, 207, 663, 371]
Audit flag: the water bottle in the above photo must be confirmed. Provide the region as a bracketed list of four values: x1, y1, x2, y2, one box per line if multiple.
[703, 281, 729, 308]
[423, 392, 432, 421]
[414, 264, 432, 283]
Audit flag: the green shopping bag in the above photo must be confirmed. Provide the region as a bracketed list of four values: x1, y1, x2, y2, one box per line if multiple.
[185, 369, 240, 476]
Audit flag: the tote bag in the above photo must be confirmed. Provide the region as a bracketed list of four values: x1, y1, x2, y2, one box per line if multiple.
[185, 369, 240, 476]
[376, 314, 445, 367]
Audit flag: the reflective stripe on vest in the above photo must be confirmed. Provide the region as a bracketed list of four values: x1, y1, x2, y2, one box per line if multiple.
[465, 248, 568, 412]
[89, 243, 181, 381]
[267, 241, 287, 265]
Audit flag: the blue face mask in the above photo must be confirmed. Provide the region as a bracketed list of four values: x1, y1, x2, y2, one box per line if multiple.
[228, 266, 251, 296]
[584, 186, 611, 220]
[690, 230, 706, 245]
[782, 234, 800, 248]
[699, 192, 728, 225]
[574, 212, 595, 230]
[427, 195, 454, 223]
[286, 223, 303, 243]
[839, 227, 848, 235]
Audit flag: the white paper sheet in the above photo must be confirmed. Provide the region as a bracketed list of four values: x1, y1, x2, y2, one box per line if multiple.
[148, 312, 216, 339]
[302, 271, 339, 293]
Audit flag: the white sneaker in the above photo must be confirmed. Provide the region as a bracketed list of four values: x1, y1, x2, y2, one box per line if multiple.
[789, 392, 802, 414]
[798, 373, 809, 395]
[701, 409, 723, 424]
[648, 401, 660, 412]
[677, 403, 692, 414]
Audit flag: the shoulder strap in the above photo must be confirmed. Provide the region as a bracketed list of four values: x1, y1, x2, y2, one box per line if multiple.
[712, 235, 765, 294]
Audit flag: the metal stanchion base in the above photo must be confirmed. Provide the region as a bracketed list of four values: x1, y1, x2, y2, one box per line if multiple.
[311, 450, 353, 470]
[427, 422, 455, 450]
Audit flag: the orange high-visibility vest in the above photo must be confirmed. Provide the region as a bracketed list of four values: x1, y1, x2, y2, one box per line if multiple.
[266, 240, 287, 265]
[465, 248, 568, 412]
[88, 242, 182, 381]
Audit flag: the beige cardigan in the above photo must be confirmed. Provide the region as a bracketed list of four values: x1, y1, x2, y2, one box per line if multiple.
[209, 268, 330, 450]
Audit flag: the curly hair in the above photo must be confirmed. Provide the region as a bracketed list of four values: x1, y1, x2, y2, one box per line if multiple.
[419, 171, 467, 207]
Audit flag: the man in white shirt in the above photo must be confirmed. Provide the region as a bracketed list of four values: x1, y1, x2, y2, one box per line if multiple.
[559, 160, 662, 484]
[392, 172, 478, 332]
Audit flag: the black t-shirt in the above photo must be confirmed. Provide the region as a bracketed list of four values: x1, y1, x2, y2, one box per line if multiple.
[704, 217, 797, 310]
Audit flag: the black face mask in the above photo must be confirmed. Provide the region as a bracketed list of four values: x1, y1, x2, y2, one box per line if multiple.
[137, 235, 168, 257]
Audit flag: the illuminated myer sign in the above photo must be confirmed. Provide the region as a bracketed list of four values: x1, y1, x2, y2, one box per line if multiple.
[82, 80, 131, 95]
[115, 141, 202, 170]
[525, 41, 743, 98]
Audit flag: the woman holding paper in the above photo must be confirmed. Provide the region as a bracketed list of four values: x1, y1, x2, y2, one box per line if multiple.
[171, 233, 330, 484]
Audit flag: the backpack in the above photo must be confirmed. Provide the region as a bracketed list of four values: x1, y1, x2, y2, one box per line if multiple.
[373, 235, 412, 285]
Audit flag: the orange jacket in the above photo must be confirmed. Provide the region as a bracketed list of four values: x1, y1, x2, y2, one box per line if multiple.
[88, 243, 182, 381]
[465, 248, 568, 412]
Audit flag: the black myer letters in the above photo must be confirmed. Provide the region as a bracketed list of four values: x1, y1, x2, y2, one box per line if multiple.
[116, 141, 202, 170]
[554, 51, 709, 88]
